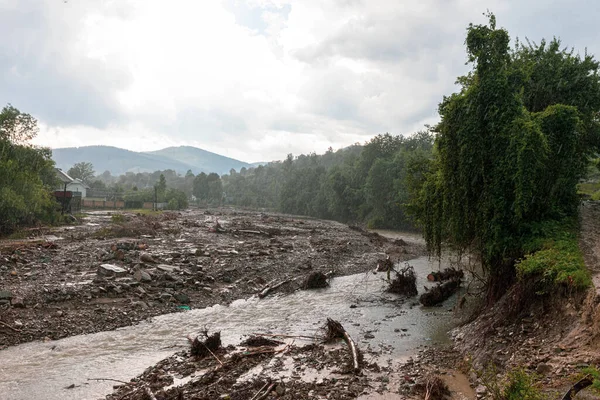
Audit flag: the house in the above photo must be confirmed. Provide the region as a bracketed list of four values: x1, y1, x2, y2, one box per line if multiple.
[55, 168, 89, 198]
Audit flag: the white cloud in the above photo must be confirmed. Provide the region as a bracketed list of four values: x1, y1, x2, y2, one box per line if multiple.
[3, 0, 600, 162]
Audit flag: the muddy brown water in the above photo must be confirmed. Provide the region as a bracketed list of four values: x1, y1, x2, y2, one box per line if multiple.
[0, 234, 462, 400]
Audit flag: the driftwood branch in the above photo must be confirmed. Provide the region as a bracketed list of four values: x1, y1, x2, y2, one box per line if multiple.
[258, 279, 291, 299]
[87, 378, 130, 385]
[561, 375, 594, 400]
[254, 382, 276, 400]
[325, 318, 360, 373]
[251, 332, 320, 341]
[0, 320, 21, 332]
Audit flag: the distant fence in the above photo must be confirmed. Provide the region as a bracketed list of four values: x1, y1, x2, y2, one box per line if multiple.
[80, 200, 156, 210]
[82, 200, 126, 209]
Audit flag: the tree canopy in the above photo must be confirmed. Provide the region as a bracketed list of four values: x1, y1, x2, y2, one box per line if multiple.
[411, 15, 600, 299]
[68, 161, 95, 184]
[0, 105, 58, 233]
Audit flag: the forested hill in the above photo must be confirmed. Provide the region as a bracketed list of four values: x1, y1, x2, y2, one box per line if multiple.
[52, 145, 252, 175]
[221, 131, 434, 230]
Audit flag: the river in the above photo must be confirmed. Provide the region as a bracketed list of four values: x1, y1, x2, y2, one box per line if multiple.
[0, 234, 462, 400]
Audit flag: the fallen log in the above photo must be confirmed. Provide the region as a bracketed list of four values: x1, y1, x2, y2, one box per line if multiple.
[419, 279, 461, 306]
[427, 268, 464, 282]
[324, 318, 360, 373]
[561, 375, 594, 400]
[258, 279, 291, 299]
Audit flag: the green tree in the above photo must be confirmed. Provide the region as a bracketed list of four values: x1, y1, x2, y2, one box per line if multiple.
[0, 105, 58, 233]
[155, 174, 167, 202]
[411, 15, 599, 301]
[68, 162, 95, 184]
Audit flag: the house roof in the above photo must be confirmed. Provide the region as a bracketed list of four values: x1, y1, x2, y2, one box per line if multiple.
[70, 178, 90, 189]
[55, 168, 74, 184]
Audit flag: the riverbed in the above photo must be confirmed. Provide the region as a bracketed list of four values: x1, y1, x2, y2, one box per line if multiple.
[0, 254, 461, 400]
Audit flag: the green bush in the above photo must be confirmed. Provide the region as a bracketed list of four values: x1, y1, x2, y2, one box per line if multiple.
[517, 220, 590, 293]
[479, 365, 547, 400]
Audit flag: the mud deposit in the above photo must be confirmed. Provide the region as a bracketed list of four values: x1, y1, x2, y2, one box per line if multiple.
[0, 209, 423, 348]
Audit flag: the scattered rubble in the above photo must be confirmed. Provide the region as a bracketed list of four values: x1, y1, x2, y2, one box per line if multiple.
[0, 208, 425, 349]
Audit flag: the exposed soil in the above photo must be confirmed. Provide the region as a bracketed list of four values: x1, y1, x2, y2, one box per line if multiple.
[452, 200, 600, 399]
[0, 208, 425, 349]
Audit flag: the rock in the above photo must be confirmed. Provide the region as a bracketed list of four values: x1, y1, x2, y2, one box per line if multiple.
[174, 293, 190, 303]
[159, 293, 173, 302]
[364, 333, 375, 339]
[475, 385, 487, 396]
[157, 264, 180, 273]
[98, 264, 127, 277]
[133, 269, 152, 283]
[11, 297, 25, 308]
[536, 363, 553, 375]
[0, 290, 13, 301]
[275, 384, 286, 396]
[140, 253, 156, 263]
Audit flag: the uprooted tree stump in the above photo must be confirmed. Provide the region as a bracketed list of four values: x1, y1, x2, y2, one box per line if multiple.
[427, 268, 464, 282]
[324, 318, 360, 373]
[420, 279, 461, 306]
[189, 330, 222, 358]
[387, 264, 418, 297]
[302, 271, 329, 289]
[241, 335, 284, 347]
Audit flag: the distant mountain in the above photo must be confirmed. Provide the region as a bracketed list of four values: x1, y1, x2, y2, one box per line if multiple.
[51, 145, 252, 176]
[145, 146, 251, 175]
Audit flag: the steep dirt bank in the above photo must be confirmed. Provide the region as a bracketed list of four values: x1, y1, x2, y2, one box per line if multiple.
[0, 208, 424, 349]
[452, 200, 600, 398]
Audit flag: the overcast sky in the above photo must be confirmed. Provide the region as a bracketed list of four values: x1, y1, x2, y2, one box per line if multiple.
[1, 0, 599, 162]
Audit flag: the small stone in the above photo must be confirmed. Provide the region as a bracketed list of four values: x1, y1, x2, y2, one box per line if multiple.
[0, 290, 13, 300]
[173, 293, 190, 304]
[536, 363, 553, 375]
[97, 264, 127, 277]
[475, 385, 487, 395]
[157, 264, 180, 273]
[364, 333, 375, 339]
[11, 297, 25, 308]
[275, 384, 286, 396]
[160, 293, 173, 302]
[133, 269, 152, 282]
[140, 253, 156, 263]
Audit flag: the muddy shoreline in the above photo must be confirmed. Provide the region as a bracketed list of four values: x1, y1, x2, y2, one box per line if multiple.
[0, 208, 425, 349]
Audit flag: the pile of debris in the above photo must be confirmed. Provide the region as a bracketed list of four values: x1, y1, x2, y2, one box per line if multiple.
[387, 263, 418, 297]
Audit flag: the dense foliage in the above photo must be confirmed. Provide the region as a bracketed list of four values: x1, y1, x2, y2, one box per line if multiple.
[221, 132, 434, 229]
[411, 15, 599, 299]
[0, 105, 59, 234]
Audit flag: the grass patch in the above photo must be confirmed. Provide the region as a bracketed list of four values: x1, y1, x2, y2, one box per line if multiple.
[477, 364, 547, 400]
[580, 366, 600, 394]
[516, 219, 590, 294]
[577, 181, 600, 196]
